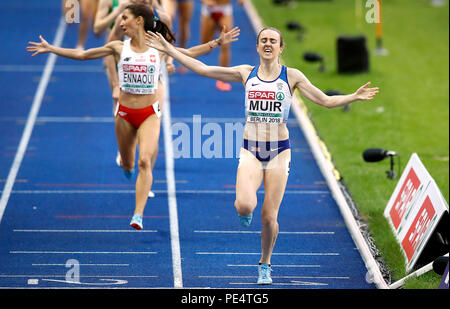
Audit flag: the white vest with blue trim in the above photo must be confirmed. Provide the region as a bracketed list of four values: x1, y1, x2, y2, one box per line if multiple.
[244, 65, 292, 124]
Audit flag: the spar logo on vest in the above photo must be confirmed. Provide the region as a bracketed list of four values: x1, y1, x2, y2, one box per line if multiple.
[247, 91, 285, 123]
[122, 64, 155, 87]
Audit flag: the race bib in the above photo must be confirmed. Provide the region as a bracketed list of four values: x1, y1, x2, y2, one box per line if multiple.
[121, 64, 157, 94]
[246, 90, 285, 124]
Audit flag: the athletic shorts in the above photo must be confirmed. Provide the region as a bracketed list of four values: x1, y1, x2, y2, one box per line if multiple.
[115, 101, 161, 129]
[242, 139, 290, 162]
[201, 3, 232, 23]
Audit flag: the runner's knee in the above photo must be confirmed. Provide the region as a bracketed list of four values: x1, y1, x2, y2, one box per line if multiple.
[261, 202, 279, 226]
[261, 211, 278, 227]
[121, 160, 135, 172]
[234, 197, 256, 216]
[138, 154, 152, 171]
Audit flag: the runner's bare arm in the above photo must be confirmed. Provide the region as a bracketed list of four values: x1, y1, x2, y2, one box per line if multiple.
[93, 0, 129, 35]
[175, 26, 240, 58]
[146, 31, 249, 82]
[289, 68, 379, 108]
[27, 36, 123, 60]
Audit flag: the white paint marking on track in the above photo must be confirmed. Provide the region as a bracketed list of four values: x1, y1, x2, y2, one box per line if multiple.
[196, 252, 339, 256]
[194, 230, 334, 235]
[10, 251, 157, 254]
[14, 229, 157, 233]
[32, 264, 129, 267]
[8, 189, 328, 195]
[161, 64, 183, 288]
[199, 275, 349, 279]
[227, 264, 321, 268]
[0, 275, 157, 278]
[0, 17, 66, 225]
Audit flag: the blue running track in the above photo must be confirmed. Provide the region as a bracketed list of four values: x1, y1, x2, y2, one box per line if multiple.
[0, 0, 375, 290]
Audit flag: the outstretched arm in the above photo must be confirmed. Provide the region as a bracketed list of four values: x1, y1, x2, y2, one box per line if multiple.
[93, 0, 130, 35]
[27, 35, 121, 60]
[290, 68, 379, 108]
[146, 31, 249, 83]
[176, 26, 240, 58]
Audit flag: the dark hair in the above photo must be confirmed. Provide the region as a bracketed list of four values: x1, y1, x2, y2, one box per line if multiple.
[125, 4, 175, 43]
[256, 27, 284, 47]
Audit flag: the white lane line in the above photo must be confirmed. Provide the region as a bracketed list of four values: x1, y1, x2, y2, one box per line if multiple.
[1, 116, 300, 125]
[0, 275, 157, 278]
[36, 116, 114, 123]
[14, 229, 157, 232]
[0, 65, 104, 72]
[194, 230, 334, 235]
[199, 275, 349, 279]
[10, 190, 136, 194]
[229, 281, 328, 286]
[8, 189, 328, 194]
[0, 17, 67, 225]
[32, 264, 129, 267]
[10, 251, 157, 254]
[161, 65, 183, 288]
[196, 252, 339, 256]
[227, 264, 321, 268]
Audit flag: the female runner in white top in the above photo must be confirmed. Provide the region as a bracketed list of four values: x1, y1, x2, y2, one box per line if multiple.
[145, 27, 379, 284]
[27, 4, 240, 231]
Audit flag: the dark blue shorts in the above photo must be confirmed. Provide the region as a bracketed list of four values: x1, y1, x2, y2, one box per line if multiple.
[242, 139, 291, 162]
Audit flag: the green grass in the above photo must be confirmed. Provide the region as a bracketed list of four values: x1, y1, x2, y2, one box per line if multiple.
[250, 0, 449, 289]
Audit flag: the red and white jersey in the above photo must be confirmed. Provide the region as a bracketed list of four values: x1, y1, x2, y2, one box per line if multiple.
[118, 39, 160, 95]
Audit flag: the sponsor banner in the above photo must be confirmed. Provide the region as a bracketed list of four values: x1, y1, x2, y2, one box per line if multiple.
[401, 180, 448, 271]
[384, 153, 449, 272]
[384, 153, 432, 235]
[438, 262, 449, 289]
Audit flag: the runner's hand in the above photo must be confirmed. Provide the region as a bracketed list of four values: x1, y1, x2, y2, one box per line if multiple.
[26, 35, 51, 57]
[217, 26, 240, 46]
[354, 82, 379, 100]
[145, 31, 171, 52]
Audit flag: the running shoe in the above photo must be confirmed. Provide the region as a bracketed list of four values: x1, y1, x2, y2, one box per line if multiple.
[257, 264, 272, 285]
[216, 80, 231, 91]
[123, 168, 135, 179]
[115, 151, 121, 167]
[130, 214, 143, 230]
[238, 213, 253, 227]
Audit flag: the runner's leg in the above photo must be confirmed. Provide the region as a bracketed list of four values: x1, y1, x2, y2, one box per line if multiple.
[259, 149, 291, 265]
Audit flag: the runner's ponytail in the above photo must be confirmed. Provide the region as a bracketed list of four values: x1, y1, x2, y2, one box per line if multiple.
[126, 4, 176, 44]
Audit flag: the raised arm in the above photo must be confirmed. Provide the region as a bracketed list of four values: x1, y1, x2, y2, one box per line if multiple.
[93, 0, 130, 36]
[27, 35, 122, 60]
[289, 68, 379, 108]
[176, 26, 240, 58]
[146, 31, 249, 83]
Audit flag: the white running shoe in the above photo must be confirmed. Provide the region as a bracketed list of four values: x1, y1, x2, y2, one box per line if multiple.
[115, 151, 121, 167]
[257, 264, 273, 285]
